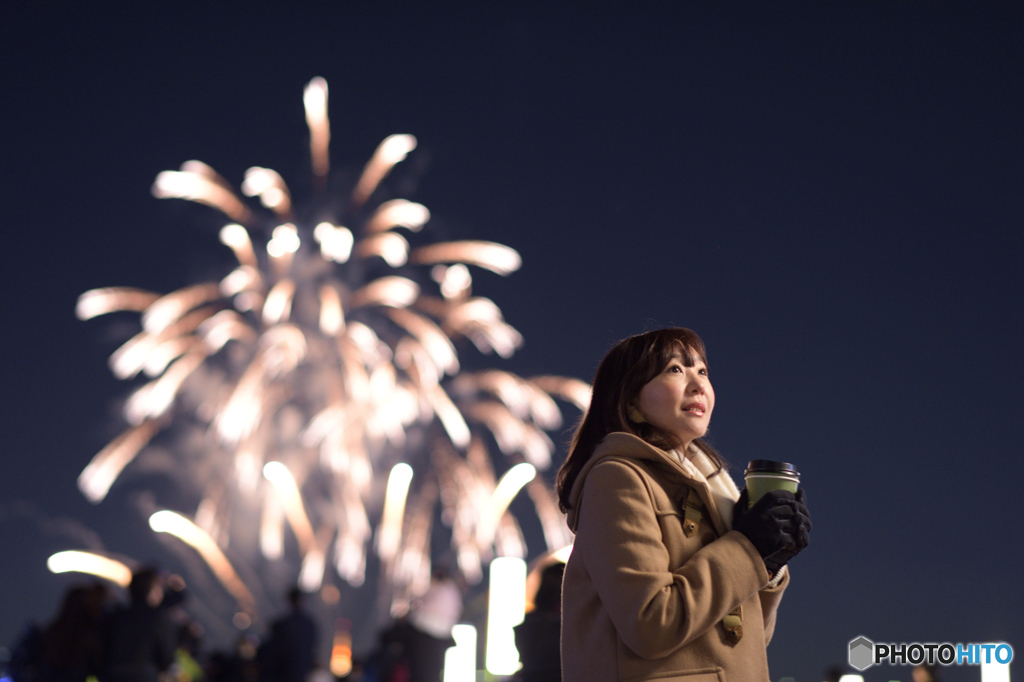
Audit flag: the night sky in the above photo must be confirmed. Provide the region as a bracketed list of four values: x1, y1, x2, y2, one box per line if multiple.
[1, 4, 1021, 680]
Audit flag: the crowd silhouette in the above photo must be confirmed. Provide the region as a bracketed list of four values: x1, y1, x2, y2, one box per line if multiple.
[6, 568, 322, 682]
[7, 565, 567, 682]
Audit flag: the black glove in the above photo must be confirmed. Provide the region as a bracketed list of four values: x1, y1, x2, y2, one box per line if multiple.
[732, 488, 811, 574]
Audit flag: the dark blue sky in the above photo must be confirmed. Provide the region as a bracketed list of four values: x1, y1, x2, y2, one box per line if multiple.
[1, 4, 1021, 680]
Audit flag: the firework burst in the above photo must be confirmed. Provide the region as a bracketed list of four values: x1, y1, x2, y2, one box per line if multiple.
[74, 77, 587, 627]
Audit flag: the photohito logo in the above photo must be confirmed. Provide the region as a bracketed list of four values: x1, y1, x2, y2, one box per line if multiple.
[848, 636, 1014, 671]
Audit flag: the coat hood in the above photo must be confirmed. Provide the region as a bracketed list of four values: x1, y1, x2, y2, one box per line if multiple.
[565, 432, 736, 535]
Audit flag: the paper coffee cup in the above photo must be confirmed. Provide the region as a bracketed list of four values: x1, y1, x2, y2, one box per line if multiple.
[744, 460, 800, 508]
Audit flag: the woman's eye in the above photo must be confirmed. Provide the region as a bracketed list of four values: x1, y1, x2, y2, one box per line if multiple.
[668, 365, 682, 373]
[699, 368, 708, 376]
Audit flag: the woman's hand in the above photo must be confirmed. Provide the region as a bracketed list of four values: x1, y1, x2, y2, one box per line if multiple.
[732, 488, 811, 574]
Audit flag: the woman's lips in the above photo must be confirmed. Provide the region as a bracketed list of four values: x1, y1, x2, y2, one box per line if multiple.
[683, 403, 706, 416]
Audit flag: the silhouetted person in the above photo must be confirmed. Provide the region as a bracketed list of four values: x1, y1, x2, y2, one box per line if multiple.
[102, 567, 178, 682]
[8, 621, 44, 682]
[257, 587, 317, 682]
[39, 582, 109, 682]
[370, 572, 461, 682]
[514, 563, 564, 682]
[206, 635, 259, 682]
[822, 665, 843, 682]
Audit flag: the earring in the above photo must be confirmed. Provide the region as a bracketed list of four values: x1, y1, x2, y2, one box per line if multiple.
[628, 406, 646, 424]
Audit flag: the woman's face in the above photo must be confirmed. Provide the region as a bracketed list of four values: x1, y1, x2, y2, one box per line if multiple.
[634, 347, 714, 449]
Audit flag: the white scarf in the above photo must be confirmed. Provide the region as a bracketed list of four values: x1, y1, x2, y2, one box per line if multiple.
[669, 444, 741, 530]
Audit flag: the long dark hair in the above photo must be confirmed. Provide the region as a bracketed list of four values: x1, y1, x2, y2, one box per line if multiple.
[556, 328, 725, 512]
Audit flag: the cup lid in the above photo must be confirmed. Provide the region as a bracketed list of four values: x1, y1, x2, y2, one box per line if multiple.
[745, 460, 800, 477]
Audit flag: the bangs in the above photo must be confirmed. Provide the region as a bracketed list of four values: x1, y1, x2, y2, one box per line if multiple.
[650, 328, 707, 371]
[660, 340, 700, 368]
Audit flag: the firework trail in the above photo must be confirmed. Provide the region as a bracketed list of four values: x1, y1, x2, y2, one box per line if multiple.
[75, 77, 587, 625]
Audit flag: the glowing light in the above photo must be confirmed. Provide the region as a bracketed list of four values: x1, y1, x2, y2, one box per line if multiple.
[263, 462, 316, 555]
[78, 420, 160, 503]
[426, 385, 471, 448]
[378, 463, 414, 563]
[367, 199, 430, 233]
[477, 463, 536, 549]
[242, 167, 292, 215]
[149, 510, 256, 615]
[443, 624, 478, 682]
[432, 264, 472, 300]
[123, 349, 206, 424]
[321, 584, 341, 605]
[330, 621, 354, 677]
[76, 288, 160, 320]
[267, 223, 300, 258]
[550, 544, 573, 564]
[304, 77, 330, 179]
[299, 547, 326, 592]
[153, 165, 252, 223]
[351, 276, 420, 309]
[318, 284, 344, 335]
[412, 241, 522, 276]
[353, 134, 417, 207]
[468, 403, 553, 468]
[355, 232, 410, 267]
[388, 308, 459, 376]
[77, 77, 587, 628]
[527, 478, 575, 552]
[314, 222, 354, 263]
[442, 298, 523, 358]
[485, 557, 526, 675]
[531, 376, 592, 412]
[262, 279, 296, 325]
[981, 648, 1012, 682]
[142, 283, 222, 335]
[47, 551, 132, 587]
[260, 497, 284, 560]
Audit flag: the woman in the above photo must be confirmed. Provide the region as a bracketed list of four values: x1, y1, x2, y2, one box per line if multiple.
[557, 328, 810, 682]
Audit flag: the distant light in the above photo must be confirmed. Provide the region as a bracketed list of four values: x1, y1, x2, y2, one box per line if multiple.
[267, 224, 300, 258]
[367, 199, 430, 233]
[444, 624, 477, 682]
[550, 544, 573, 564]
[838, 675, 865, 682]
[299, 547, 326, 592]
[303, 77, 330, 178]
[981, 645, 1012, 682]
[378, 463, 414, 563]
[353, 134, 417, 206]
[78, 421, 160, 503]
[321, 584, 341, 605]
[149, 510, 256, 615]
[219, 224, 251, 250]
[241, 167, 291, 213]
[314, 223, 353, 263]
[411, 241, 522, 277]
[485, 557, 526, 675]
[330, 620, 354, 677]
[478, 463, 537, 548]
[263, 461, 316, 555]
[232, 612, 252, 629]
[47, 551, 132, 587]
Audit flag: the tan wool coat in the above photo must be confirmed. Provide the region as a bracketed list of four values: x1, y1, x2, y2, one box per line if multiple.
[561, 433, 789, 682]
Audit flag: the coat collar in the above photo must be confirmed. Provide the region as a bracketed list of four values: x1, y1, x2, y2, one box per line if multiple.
[567, 432, 734, 535]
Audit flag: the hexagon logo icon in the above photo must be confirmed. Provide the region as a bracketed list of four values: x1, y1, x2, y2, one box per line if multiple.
[848, 636, 875, 671]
